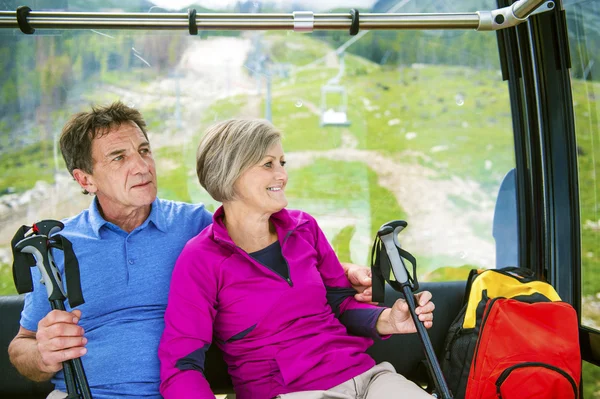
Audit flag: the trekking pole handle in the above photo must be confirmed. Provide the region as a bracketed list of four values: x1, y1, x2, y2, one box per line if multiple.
[15, 235, 67, 301]
[378, 221, 410, 284]
[32, 220, 64, 237]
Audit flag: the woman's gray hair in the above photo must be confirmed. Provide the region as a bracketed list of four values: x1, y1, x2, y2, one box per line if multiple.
[196, 119, 282, 202]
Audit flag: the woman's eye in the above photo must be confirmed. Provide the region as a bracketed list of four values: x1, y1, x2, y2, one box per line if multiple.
[264, 161, 272, 168]
[280, 161, 287, 167]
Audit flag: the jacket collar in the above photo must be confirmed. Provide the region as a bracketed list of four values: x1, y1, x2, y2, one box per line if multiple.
[211, 206, 308, 246]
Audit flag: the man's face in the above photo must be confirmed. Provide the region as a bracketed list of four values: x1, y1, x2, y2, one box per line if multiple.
[74, 122, 157, 215]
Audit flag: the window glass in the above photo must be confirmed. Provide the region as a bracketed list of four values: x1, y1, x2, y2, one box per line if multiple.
[0, 0, 514, 297]
[565, 0, 600, 395]
[566, 0, 600, 332]
[564, 0, 600, 398]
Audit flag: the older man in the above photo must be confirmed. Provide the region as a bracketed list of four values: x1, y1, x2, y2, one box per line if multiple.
[8, 102, 373, 399]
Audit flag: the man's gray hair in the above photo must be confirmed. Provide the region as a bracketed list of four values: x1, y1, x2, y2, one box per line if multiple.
[196, 119, 282, 202]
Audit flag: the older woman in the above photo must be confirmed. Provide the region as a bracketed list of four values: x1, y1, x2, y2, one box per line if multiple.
[159, 119, 435, 399]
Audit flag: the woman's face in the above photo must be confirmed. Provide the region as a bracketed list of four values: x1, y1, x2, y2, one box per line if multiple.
[232, 141, 288, 215]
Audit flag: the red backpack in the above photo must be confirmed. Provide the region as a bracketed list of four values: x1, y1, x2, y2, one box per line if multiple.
[442, 268, 581, 399]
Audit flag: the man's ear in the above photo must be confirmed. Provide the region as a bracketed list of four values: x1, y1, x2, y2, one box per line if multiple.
[72, 169, 97, 194]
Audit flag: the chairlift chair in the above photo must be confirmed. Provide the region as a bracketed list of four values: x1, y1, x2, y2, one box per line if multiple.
[320, 52, 351, 126]
[320, 84, 351, 126]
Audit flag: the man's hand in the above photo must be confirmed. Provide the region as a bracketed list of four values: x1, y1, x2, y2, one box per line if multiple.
[35, 309, 87, 373]
[375, 291, 435, 335]
[341, 263, 373, 303]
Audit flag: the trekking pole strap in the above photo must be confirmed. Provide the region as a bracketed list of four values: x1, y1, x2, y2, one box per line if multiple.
[11, 225, 34, 294]
[50, 235, 85, 307]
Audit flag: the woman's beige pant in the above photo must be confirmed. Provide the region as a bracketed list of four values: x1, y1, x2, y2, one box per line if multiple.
[276, 362, 434, 399]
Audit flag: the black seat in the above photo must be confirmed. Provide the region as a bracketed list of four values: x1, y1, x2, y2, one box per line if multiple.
[0, 295, 54, 399]
[1, 281, 465, 398]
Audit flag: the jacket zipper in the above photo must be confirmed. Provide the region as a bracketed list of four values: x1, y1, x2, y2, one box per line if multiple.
[495, 362, 577, 399]
[279, 230, 294, 286]
[236, 245, 293, 287]
[213, 222, 303, 287]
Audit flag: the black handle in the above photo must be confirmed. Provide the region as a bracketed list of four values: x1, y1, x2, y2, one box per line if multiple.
[32, 220, 64, 236]
[16, 235, 66, 301]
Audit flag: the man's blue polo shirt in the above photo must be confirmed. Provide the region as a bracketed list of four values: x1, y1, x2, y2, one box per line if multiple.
[20, 197, 213, 399]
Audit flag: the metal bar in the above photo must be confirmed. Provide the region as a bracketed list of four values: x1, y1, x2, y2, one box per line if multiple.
[0, 0, 548, 33]
[0, 12, 479, 30]
[512, 0, 546, 19]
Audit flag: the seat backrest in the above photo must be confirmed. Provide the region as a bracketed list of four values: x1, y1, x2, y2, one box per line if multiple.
[493, 168, 519, 268]
[1, 280, 466, 396]
[0, 295, 54, 399]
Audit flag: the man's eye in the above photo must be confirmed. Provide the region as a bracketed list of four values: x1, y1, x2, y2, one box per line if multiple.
[140, 148, 150, 155]
[113, 155, 124, 161]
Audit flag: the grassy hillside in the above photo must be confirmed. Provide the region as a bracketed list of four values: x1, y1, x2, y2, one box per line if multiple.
[572, 78, 600, 298]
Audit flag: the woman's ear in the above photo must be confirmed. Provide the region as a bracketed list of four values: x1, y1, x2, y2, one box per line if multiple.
[73, 169, 97, 194]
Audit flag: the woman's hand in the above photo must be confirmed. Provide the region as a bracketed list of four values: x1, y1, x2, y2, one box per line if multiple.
[375, 291, 435, 335]
[341, 263, 373, 303]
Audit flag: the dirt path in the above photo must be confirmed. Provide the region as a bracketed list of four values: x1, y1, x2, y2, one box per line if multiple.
[286, 148, 495, 268]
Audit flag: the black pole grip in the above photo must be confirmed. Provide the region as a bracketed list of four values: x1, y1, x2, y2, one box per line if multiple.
[32, 220, 64, 236]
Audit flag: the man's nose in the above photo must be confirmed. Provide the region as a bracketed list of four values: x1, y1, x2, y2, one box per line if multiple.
[130, 153, 151, 174]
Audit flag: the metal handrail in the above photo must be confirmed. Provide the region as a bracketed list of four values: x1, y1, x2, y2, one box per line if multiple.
[0, 0, 554, 33]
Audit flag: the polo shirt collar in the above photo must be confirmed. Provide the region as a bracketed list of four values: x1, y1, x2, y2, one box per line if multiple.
[88, 197, 107, 237]
[147, 198, 167, 233]
[88, 197, 166, 237]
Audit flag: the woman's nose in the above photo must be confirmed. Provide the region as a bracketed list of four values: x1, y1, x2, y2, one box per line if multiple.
[275, 164, 287, 180]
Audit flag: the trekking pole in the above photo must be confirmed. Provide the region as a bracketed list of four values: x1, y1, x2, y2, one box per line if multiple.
[377, 221, 453, 399]
[13, 221, 93, 399]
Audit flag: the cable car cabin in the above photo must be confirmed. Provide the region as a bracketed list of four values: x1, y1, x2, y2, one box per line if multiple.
[0, 0, 599, 398]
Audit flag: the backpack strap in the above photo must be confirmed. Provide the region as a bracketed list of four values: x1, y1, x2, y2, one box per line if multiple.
[50, 235, 85, 308]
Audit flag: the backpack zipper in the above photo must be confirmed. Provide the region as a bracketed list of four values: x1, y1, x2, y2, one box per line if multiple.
[495, 362, 577, 398]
